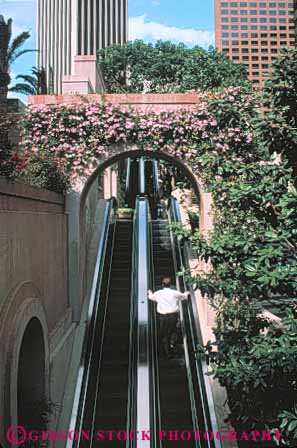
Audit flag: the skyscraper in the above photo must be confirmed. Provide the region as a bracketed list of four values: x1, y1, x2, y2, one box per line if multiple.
[215, 0, 295, 86]
[37, 0, 128, 94]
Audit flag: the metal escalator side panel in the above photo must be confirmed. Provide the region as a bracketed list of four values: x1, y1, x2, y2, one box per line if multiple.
[125, 158, 132, 206]
[139, 157, 146, 195]
[127, 197, 157, 448]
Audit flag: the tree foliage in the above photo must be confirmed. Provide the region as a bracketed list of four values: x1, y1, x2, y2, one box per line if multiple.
[98, 40, 249, 93]
[10, 66, 47, 96]
[259, 47, 297, 178]
[0, 15, 34, 98]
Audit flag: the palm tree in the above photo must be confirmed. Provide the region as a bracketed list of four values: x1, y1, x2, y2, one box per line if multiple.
[0, 15, 34, 99]
[10, 67, 47, 95]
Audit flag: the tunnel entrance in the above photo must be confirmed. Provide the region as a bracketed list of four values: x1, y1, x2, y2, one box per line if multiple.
[17, 317, 45, 430]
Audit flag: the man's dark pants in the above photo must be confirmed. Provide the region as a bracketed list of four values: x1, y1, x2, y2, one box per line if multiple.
[157, 312, 178, 357]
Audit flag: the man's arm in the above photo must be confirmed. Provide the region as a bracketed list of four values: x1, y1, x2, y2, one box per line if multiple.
[177, 290, 190, 300]
[148, 289, 156, 302]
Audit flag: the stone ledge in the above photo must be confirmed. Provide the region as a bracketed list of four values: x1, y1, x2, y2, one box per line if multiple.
[0, 177, 64, 206]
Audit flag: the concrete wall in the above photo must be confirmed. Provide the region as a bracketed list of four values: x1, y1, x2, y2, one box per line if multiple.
[0, 178, 74, 443]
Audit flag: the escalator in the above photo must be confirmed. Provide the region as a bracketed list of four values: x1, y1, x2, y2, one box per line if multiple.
[93, 220, 133, 435]
[152, 219, 194, 447]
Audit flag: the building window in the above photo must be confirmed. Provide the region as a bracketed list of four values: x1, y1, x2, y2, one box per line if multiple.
[251, 25, 258, 29]
[221, 9, 229, 14]
[222, 40, 230, 45]
[222, 25, 229, 29]
[251, 48, 259, 52]
[262, 64, 269, 68]
[260, 2, 267, 6]
[261, 33, 268, 37]
[240, 9, 248, 14]
[250, 9, 258, 14]
[260, 25, 268, 30]
[240, 2, 248, 6]
[259, 10, 267, 14]
[231, 25, 239, 29]
[261, 41, 268, 45]
[241, 25, 248, 29]
[250, 18, 258, 22]
[269, 10, 277, 15]
[251, 32, 258, 37]
[260, 18, 267, 22]
[231, 2, 238, 6]
[232, 32, 239, 37]
[242, 55, 249, 60]
[241, 32, 248, 37]
[222, 32, 229, 37]
[222, 18, 228, 22]
[231, 17, 239, 22]
[241, 17, 248, 22]
[232, 48, 240, 52]
[241, 40, 249, 44]
[232, 40, 239, 45]
[232, 56, 240, 60]
[231, 10, 239, 14]
[252, 63, 259, 68]
[252, 56, 259, 60]
[221, 2, 228, 6]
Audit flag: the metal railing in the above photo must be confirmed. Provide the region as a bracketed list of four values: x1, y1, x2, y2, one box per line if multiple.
[125, 157, 132, 206]
[66, 198, 117, 448]
[168, 197, 222, 448]
[126, 196, 161, 448]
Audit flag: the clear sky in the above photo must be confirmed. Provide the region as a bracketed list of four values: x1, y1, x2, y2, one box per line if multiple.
[0, 0, 215, 101]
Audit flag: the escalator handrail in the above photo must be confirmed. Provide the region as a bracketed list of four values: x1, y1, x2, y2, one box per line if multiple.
[126, 196, 158, 448]
[125, 158, 132, 206]
[126, 197, 139, 448]
[66, 197, 117, 448]
[152, 159, 160, 200]
[147, 204, 162, 448]
[168, 197, 222, 448]
[139, 157, 146, 195]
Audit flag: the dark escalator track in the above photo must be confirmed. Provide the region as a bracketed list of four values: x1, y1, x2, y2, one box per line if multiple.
[126, 158, 139, 208]
[93, 220, 133, 439]
[152, 219, 194, 448]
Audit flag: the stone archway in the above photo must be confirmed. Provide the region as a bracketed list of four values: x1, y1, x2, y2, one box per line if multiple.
[1, 286, 50, 431]
[17, 317, 45, 430]
[66, 147, 213, 322]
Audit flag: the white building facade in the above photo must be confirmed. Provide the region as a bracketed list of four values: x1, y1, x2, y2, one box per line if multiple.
[37, 0, 128, 94]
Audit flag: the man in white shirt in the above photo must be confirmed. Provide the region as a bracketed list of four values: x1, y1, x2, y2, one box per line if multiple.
[148, 276, 190, 359]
